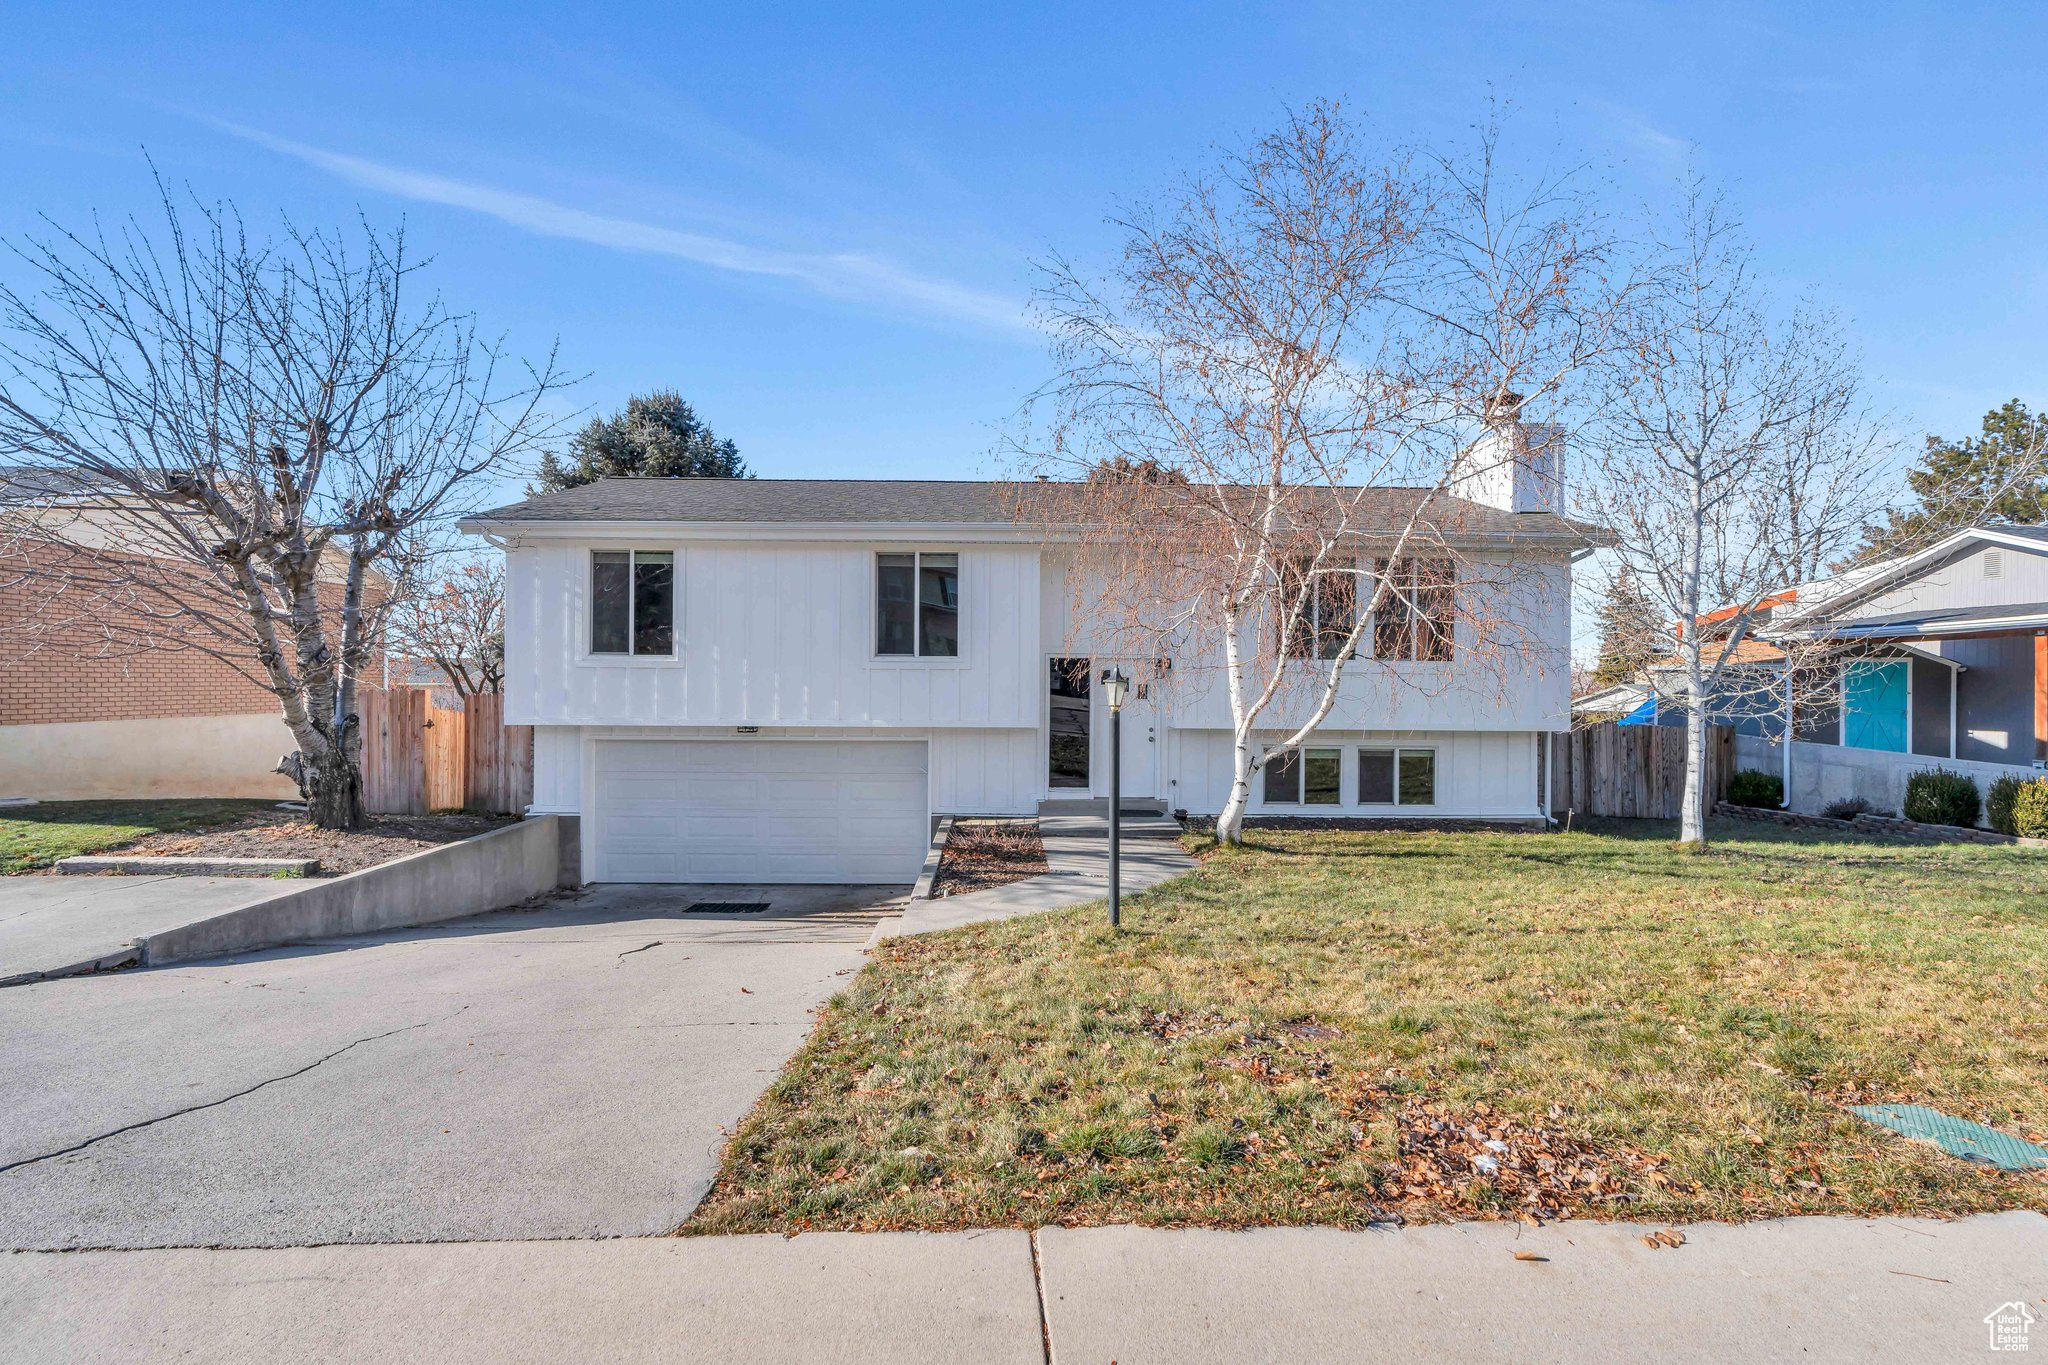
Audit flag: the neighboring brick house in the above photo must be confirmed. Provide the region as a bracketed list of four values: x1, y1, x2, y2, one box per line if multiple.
[0, 472, 380, 800]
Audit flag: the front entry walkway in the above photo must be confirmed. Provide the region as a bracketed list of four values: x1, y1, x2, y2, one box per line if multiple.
[874, 812, 1195, 942]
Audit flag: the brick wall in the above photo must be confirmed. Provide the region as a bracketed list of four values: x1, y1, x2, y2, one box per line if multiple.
[0, 538, 370, 727]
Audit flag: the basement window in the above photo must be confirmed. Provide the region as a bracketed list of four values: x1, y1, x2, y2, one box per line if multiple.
[1358, 746, 1436, 806]
[591, 550, 675, 656]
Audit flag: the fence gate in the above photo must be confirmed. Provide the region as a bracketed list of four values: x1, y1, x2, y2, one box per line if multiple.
[357, 686, 534, 816]
[1560, 722, 1734, 820]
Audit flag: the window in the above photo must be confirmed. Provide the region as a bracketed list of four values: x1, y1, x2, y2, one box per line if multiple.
[1358, 746, 1435, 805]
[1372, 558, 1455, 662]
[1303, 748, 1342, 804]
[591, 550, 674, 656]
[1264, 749, 1302, 804]
[1398, 749, 1437, 805]
[1264, 747, 1341, 804]
[1048, 657, 1091, 789]
[1280, 559, 1359, 660]
[878, 552, 959, 657]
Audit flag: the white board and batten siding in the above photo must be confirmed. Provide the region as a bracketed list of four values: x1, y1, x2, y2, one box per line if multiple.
[502, 541, 1041, 729]
[1173, 729, 1546, 819]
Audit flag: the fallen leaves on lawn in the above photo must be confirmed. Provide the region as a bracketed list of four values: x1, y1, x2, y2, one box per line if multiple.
[1388, 1096, 1686, 1219]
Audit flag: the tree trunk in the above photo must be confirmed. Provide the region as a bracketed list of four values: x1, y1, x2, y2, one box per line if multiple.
[303, 715, 366, 831]
[1678, 679, 1710, 850]
[1217, 728, 1254, 845]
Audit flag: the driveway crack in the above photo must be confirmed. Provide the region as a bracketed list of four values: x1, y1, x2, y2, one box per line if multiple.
[615, 941, 667, 964]
[0, 1005, 470, 1176]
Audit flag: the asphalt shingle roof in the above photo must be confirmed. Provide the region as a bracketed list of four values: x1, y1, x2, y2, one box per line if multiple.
[467, 477, 1603, 542]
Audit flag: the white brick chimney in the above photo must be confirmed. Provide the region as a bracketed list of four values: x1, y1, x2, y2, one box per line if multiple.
[1449, 392, 1563, 515]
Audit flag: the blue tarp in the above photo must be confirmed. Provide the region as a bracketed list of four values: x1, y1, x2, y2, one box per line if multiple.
[1616, 696, 1659, 726]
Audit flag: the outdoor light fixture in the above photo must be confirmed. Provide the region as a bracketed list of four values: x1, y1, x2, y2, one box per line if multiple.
[1103, 669, 1130, 714]
[1101, 667, 1130, 929]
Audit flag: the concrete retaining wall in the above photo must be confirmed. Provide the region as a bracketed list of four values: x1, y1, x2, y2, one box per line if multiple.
[137, 815, 563, 965]
[0, 713, 300, 800]
[1734, 733, 2040, 828]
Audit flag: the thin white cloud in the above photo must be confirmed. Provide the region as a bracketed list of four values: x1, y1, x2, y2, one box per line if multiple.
[204, 118, 1032, 336]
[1584, 100, 1692, 176]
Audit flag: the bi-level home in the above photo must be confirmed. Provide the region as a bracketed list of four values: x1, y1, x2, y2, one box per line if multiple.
[461, 452, 1589, 884]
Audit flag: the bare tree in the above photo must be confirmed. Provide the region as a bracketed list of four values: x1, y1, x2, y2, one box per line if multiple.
[1024, 104, 1624, 844]
[0, 183, 566, 827]
[383, 550, 507, 695]
[1580, 181, 1895, 848]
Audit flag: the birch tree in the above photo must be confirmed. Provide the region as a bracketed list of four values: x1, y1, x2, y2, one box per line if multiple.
[1026, 103, 1623, 844]
[0, 185, 565, 827]
[1581, 183, 1893, 848]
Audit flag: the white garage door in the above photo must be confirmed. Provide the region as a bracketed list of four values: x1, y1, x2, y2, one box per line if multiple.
[592, 740, 929, 884]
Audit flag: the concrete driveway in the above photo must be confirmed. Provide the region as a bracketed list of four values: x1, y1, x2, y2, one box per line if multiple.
[0, 882, 903, 1250]
[0, 876, 293, 987]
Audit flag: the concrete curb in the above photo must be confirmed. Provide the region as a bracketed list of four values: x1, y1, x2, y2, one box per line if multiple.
[0, 944, 141, 989]
[58, 856, 320, 877]
[133, 816, 564, 966]
[909, 816, 954, 901]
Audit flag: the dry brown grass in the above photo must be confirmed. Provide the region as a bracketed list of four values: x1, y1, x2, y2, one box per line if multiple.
[686, 820, 2048, 1234]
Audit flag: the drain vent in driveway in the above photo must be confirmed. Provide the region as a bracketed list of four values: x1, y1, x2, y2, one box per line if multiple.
[683, 902, 771, 915]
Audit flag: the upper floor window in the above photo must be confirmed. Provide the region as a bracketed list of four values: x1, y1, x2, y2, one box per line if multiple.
[1280, 559, 1358, 661]
[591, 550, 675, 656]
[1372, 557, 1456, 663]
[877, 552, 959, 657]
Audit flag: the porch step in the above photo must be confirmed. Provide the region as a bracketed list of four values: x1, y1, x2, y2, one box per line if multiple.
[1036, 797, 1171, 818]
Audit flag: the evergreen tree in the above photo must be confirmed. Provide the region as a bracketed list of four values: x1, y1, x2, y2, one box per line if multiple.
[1856, 398, 2048, 560]
[1590, 567, 1666, 688]
[532, 390, 747, 492]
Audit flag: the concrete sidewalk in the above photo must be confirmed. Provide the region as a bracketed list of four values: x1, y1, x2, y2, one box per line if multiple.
[0, 876, 290, 987]
[875, 812, 1196, 941]
[4, 1213, 2041, 1363]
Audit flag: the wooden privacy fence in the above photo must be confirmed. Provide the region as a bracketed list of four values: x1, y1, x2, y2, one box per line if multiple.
[359, 687, 533, 816]
[1558, 722, 1735, 819]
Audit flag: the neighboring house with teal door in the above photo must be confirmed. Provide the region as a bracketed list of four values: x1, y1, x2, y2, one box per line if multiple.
[1594, 524, 2048, 819]
[1743, 523, 2048, 817]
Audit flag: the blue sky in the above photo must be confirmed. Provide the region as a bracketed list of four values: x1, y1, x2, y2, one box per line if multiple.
[4, 1, 2045, 509]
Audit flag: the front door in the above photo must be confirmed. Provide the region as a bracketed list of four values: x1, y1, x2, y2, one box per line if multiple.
[1096, 663, 1159, 804]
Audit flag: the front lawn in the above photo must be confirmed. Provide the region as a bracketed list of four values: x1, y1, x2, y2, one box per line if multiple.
[0, 799, 275, 874]
[688, 821, 2048, 1233]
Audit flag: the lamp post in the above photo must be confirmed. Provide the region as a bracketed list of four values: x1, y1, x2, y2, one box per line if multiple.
[1102, 667, 1129, 930]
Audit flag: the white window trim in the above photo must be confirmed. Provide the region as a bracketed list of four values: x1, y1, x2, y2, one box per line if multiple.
[579, 548, 681, 666]
[1263, 745, 1344, 806]
[871, 549, 965, 664]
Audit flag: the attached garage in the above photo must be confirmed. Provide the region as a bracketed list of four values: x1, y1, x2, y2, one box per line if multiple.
[590, 739, 929, 884]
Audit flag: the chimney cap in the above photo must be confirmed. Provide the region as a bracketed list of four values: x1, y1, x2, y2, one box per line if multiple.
[1484, 391, 1525, 422]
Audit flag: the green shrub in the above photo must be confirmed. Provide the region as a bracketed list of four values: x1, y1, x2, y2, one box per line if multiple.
[1726, 769, 1783, 808]
[1902, 768, 1981, 828]
[2011, 779, 2048, 840]
[1820, 796, 1874, 821]
[1986, 774, 2026, 836]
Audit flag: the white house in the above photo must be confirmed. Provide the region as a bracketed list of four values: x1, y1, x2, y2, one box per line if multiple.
[461, 460, 1592, 885]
